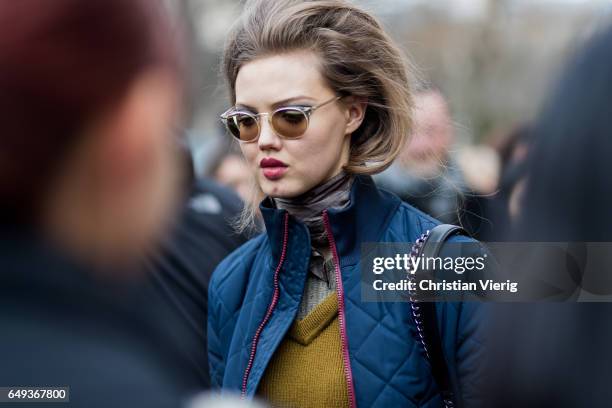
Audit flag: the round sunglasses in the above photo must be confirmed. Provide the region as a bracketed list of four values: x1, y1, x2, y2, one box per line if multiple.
[220, 95, 341, 142]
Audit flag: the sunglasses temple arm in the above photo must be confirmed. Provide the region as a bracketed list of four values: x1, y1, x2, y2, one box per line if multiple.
[312, 95, 342, 111]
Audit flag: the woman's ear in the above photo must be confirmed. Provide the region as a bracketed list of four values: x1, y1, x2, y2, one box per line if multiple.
[344, 96, 368, 136]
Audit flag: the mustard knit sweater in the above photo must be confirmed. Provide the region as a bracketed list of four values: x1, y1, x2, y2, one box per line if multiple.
[257, 293, 349, 408]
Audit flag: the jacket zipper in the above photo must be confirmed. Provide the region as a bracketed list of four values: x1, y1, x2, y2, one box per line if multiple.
[241, 212, 290, 398]
[323, 210, 357, 408]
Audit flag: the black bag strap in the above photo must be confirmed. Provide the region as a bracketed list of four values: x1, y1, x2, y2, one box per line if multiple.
[411, 224, 466, 408]
[419, 224, 466, 259]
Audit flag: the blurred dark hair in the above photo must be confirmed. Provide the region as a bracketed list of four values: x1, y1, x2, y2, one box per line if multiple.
[517, 25, 612, 241]
[496, 124, 532, 192]
[0, 0, 182, 226]
[496, 124, 531, 172]
[487, 26, 612, 408]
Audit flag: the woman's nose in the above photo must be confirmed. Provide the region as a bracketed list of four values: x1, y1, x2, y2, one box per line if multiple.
[257, 115, 282, 151]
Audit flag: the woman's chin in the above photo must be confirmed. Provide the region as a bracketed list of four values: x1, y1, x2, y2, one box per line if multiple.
[260, 178, 306, 199]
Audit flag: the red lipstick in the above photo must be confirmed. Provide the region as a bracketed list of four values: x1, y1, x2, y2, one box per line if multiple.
[260, 157, 288, 180]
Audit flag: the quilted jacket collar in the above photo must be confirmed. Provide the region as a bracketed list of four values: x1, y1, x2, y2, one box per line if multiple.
[259, 175, 402, 265]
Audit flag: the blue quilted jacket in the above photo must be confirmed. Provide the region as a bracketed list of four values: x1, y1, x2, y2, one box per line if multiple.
[208, 176, 486, 407]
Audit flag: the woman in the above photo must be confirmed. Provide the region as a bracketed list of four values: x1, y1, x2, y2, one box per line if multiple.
[208, 1, 486, 407]
[0, 0, 199, 406]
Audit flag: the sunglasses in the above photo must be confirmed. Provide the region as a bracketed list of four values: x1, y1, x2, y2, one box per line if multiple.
[220, 95, 341, 142]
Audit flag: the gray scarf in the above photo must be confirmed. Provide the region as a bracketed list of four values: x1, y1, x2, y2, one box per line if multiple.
[275, 171, 354, 284]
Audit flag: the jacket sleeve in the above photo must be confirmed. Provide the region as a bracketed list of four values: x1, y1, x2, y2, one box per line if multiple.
[206, 236, 264, 389]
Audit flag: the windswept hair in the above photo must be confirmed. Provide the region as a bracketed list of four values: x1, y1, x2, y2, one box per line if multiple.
[222, 0, 415, 232]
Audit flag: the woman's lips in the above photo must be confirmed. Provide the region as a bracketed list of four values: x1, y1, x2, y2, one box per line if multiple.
[262, 167, 288, 180]
[260, 157, 288, 181]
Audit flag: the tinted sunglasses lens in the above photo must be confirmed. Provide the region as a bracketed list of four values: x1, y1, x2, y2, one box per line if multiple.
[225, 113, 259, 141]
[271, 109, 308, 139]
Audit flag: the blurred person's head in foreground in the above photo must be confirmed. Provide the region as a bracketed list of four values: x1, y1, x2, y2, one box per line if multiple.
[220, 0, 413, 231]
[397, 86, 454, 177]
[0, 0, 184, 271]
[486, 24, 612, 408]
[517, 25, 612, 242]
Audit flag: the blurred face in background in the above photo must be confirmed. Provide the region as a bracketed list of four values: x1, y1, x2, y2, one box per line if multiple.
[234, 50, 365, 198]
[214, 154, 252, 202]
[400, 89, 453, 176]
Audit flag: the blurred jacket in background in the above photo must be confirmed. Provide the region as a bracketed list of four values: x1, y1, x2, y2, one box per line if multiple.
[146, 177, 249, 388]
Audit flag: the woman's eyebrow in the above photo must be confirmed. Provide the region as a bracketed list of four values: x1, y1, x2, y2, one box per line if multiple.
[272, 95, 315, 108]
[234, 103, 257, 112]
[235, 96, 315, 112]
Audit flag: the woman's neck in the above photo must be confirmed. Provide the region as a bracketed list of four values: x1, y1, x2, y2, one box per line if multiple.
[275, 171, 353, 217]
[274, 171, 353, 247]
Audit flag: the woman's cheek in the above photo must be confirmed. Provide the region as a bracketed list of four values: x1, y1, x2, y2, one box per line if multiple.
[240, 146, 257, 170]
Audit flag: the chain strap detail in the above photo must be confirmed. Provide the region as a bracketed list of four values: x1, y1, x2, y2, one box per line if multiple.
[407, 230, 455, 408]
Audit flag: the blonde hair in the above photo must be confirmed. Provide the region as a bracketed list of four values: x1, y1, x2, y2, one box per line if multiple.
[222, 0, 414, 233]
